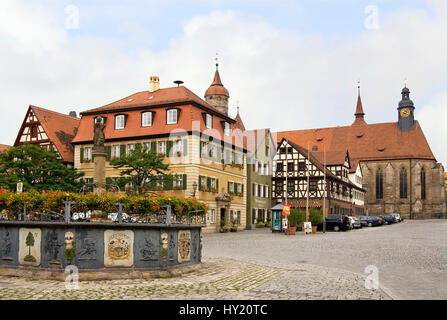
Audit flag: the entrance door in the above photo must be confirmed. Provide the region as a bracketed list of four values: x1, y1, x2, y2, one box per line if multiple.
[220, 208, 226, 226]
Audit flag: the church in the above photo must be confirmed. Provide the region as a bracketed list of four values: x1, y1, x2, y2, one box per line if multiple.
[276, 86, 446, 219]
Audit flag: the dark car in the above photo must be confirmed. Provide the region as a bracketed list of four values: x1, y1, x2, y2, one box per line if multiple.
[317, 215, 351, 232]
[382, 214, 397, 224]
[359, 216, 382, 227]
[373, 215, 385, 225]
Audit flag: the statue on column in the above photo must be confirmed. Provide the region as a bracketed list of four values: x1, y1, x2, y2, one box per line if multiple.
[93, 116, 106, 153]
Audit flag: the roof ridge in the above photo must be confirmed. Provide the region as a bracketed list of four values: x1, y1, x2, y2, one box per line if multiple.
[31, 105, 80, 121]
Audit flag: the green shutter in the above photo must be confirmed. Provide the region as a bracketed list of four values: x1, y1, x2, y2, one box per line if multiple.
[151, 141, 156, 152]
[80, 148, 84, 163]
[198, 175, 203, 189]
[242, 184, 244, 195]
[135, 143, 142, 150]
[167, 140, 173, 157]
[165, 176, 173, 190]
[106, 146, 111, 161]
[182, 174, 187, 190]
[207, 177, 211, 191]
[228, 181, 230, 193]
[183, 139, 188, 156]
[216, 179, 219, 192]
[120, 145, 126, 156]
[199, 141, 202, 158]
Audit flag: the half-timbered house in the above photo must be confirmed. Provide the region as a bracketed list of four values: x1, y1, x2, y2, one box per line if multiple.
[14, 105, 80, 166]
[272, 138, 365, 215]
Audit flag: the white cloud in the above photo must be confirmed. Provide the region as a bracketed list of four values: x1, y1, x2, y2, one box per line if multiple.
[0, 1, 447, 166]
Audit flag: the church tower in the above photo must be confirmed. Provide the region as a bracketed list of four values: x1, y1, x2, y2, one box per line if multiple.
[352, 83, 366, 126]
[397, 86, 415, 132]
[204, 64, 229, 115]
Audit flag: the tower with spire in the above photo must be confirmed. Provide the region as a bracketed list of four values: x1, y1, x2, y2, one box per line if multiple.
[204, 61, 230, 115]
[352, 82, 366, 125]
[397, 85, 415, 132]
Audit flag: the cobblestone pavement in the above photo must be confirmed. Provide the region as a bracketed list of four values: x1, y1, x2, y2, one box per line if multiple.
[203, 220, 447, 300]
[0, 258, 387, 300]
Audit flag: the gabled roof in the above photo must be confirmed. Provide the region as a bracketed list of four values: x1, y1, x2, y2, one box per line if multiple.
[234, 112, 246, 132]
[81, 86, 234, 121]
[276, 121, 435, 173]
[244, 128, 273, 156]
[14, 105, 80, 163]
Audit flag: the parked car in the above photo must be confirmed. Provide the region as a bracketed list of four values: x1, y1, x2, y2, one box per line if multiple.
[373, 215, 385, 225]
[382, 214, 397, 224]
[359, 216, 382, 227]
[317, 215, 351, 232]
[389, 213, 403, 222]
[348, 216, 362, 229]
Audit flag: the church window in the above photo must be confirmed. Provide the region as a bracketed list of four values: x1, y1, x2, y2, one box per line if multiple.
[421, 168, 426, 200]
[376, 170, 383, 199]
[400, 168, 408, 199]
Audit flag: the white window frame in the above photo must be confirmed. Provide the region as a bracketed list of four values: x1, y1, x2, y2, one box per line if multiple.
[141, 112, 152, 127]
[254, 160, 258, 172]
[175, 140, 183, 153]
[158, 141, 166, 154]
[254, 183, 258, 197]
[174, 176, 183, 188]
[260, 184, 264, 197]
[167, 109, 178, 124]
[143, 142, 151, 152]
[210, 209, 215, 223]
[210, 178, 216, 189]
[224, 122, 230, 136]
[112, 145, 120, 158]
[206, 114, 213, 129]
[115, 115, 125, 129]
[229, 182, 234, 193]
[127, 144, 135, 153]
[85, 147, 92, 160]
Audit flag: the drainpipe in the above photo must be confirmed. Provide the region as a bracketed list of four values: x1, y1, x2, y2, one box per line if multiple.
[409, 159, 412, 219]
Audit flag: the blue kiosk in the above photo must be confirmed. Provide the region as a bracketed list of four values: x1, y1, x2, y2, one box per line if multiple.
[271, 203, 283, 233]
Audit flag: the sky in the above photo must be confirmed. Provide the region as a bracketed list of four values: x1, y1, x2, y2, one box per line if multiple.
[1, 0, 447, 166]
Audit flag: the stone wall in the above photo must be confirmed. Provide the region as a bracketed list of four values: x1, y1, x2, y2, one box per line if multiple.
[0, 221, 202, 271]
[360, 159, 447, 219]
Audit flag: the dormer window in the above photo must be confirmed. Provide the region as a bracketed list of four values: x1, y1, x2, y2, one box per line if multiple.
[206, 114, 213, 129]
[224, 122, 230, 136]
[166, 109, 178, 124]
[141, 111, 153, 127]
[115, 114, 125, 129]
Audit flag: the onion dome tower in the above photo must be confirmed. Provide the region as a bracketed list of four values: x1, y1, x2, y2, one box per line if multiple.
[397, 85, 416, 132]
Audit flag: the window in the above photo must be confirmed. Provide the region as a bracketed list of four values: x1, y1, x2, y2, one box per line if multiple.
[276, 162, 283, 172]
[210, 209, 215, 224]
[115, 115, 125, 129]
[141, 112, 152, 127]
[265, 185, 269, 198]
[252, 209, 257, 224]
[298, 162, 305, 171]
[287, 162, 294, 172]
[85, 147, 92, 161]
[175, 140, 183, 153]
[127, 144, 135, 153]
[264, 163, 268, 175]
[421, 168, 426, 200]
[228, 182, 234, 193]
[400, 168, 408, 199]
[309, 181, 317, 192]
[210, 178, 216, 190]
[259, 161, 264, 174]
[254, 160, 258, 172]
[235, 153, 243, 165]
[260, 184, 264, 197]
[200, 176, 206, 190]
[206, 114, 213, 129]
[166, 109, 178, 124]
[224, 122, 230, 136]
[376, 170, 383, 199]
[287, 181, 294, 193]
[253, 183, 258, 197]
[112, 145, 120, 158]
[265, 145, 269, 157]
[158, 141, 166, 155]
[201, 141, 207, 157]
[174, 176, 183, 188]
[143, 142, 151, 152]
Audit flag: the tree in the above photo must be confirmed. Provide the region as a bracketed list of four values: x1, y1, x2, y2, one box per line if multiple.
[0, 144, 84, 192]
[109, 143, 174, 193]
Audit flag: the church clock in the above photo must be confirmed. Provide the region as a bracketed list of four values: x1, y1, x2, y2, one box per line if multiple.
[397, 86, 415, 132]
[400, 108, 410, 118]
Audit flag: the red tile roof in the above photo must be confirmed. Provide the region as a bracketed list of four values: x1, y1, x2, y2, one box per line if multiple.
[73, 86, 245, 149]
[15, 106, 80, 163]
[204, 69, 229, 98]
[0, 144, 11, 152]
[276, 121, 435, 173]
[312, 150, 349, 167]
[234, 112, 246, 132]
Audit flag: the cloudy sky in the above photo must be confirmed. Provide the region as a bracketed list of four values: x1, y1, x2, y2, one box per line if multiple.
[1, 0, 446, 166]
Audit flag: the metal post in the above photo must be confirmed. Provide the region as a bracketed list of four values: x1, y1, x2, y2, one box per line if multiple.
[323, 145, 326, 233]
[285, 140, 289, 235]
[306, 142, 310, 222]
[162, 205, 172, 226]
[22, 202, 26, 221]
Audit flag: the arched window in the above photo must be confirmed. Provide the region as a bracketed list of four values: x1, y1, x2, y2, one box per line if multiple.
[421, 168, 426, 200]
[400, 168, 408, 199]
[376, 169, 383, 199]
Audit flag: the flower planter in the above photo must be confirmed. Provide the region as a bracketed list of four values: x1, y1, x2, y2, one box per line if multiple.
[286, 226, 296, 235]
[312, 226, 317, 234]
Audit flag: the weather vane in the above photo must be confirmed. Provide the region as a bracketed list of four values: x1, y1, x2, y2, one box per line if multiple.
[215, 52, 219, 69]
[404, 77, 407, 88]
[357, 79, 361, 95]
[237, 100, 240, 114]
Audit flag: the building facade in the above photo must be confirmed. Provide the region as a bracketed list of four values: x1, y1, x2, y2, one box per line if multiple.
[72, 69, 248, 233]
[14, 105, 80, 166]
[245, 129, 275, 229]
[277, 87, 447, 219]
[272, 139, 364, 215]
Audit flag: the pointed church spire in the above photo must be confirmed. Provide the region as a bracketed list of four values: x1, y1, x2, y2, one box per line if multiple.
[353, 81, 366, 125]
[205, 56, 230, 115]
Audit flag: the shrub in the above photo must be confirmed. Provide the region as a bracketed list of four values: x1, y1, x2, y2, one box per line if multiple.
[309, 208, 323, 226]
[256, 222, 265, 228]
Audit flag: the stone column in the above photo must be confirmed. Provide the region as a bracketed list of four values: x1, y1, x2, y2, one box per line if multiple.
[93, 149, 107, 191]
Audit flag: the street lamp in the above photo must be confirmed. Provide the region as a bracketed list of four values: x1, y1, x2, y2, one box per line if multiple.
[192, 181, 198, 197]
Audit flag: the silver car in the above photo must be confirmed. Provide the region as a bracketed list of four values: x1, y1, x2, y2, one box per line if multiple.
[348, 216, 362, 229]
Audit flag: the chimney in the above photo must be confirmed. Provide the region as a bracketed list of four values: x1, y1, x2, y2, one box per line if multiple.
[149, 75, 160, 92]
[68, 111, 77, 118]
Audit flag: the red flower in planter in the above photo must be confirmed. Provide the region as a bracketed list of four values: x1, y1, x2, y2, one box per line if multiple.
[153, 206, 157, 211]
